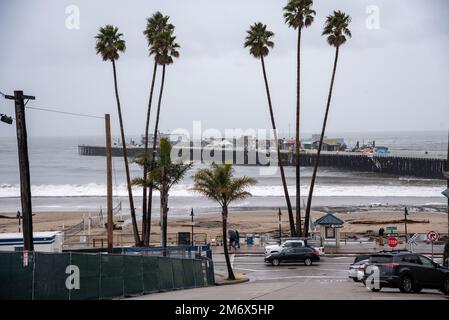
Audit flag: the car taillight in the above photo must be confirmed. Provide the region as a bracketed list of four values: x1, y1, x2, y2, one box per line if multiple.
[312, 250, 319, 256]
[381, 263, 399, 267]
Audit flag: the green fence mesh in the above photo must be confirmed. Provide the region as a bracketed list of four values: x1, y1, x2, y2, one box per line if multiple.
[193, 259, 206, 287]
[69, 252, 101, 300]
[0, 252, 34, 300]
[99, 254, 124, 300]
[205, 259, 215, 285]
[181, 259, 196, 289]
[171, 258, 185, 289]
[142, 256, 159, 293]
[0, 251, 212, 300]
[157, 256, 174, 291]
[123, 255, 144, 297]
[33, 252, 71, 300]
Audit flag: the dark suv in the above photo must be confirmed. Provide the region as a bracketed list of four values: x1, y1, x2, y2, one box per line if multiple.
[364, 253, 449, 294]
[265, 247, 320, 266]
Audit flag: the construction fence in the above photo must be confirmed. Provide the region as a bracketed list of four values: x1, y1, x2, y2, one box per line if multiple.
[0, 251, 214, 300]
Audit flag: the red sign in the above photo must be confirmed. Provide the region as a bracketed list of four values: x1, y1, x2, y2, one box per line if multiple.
[427, 231, 439, 242]
[388, 237, 398, 248]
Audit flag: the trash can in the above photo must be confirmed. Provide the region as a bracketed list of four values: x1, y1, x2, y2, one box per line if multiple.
[246, 234, 254, 246]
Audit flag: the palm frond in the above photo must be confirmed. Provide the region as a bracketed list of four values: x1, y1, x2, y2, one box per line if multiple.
[322, 10, 352, 47]
[95, 25, 126, 61]
[244, 22, 274, 58]
[283, 0, 315, 30]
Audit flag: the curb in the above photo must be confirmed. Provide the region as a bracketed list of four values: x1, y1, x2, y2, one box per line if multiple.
[214, 272, 250, 286]
[214, 278, 250, 286]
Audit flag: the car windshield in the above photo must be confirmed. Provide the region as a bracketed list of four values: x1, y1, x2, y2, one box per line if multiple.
[354, 255, 370, 264]
[283, 242, 302, 248]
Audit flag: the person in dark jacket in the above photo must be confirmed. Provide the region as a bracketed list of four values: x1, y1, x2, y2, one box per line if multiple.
[378, 227, 385, 246]
[228, 229, 237, 250]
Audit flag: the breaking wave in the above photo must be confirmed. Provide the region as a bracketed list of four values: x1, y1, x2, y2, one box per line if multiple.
[0, 183, 445, 198]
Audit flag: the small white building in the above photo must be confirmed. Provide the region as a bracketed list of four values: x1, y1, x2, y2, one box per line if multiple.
[0, 232, 64, 252]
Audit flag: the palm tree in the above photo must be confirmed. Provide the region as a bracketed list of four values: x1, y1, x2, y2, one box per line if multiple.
[304, 11, 351, 236]
[141, 12, 175, 245]
[133, 138, 192, 253]
[244, 22, 296, 237]
[283, 0, 315, 237]
[147, 30, 180, 241]
[192, 164, 256, 280]
[95, 25, 141, 245]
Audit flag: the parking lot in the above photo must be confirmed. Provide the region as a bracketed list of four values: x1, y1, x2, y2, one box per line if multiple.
[133, 254, 448, 300]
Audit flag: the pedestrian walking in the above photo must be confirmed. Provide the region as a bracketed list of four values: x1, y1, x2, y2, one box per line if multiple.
[378, 227, 385, 246]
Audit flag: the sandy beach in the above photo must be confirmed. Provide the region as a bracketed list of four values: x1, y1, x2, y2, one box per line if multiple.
[1, 209, 447, 245]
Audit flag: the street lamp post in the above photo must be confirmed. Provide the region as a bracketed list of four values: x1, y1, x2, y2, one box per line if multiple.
[404, 207, 409, 249]
[190, 208, 194, 246]
[278, 208, 282, 244]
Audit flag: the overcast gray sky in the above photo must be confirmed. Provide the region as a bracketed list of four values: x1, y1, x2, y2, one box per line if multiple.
[0, 0, 448, 138]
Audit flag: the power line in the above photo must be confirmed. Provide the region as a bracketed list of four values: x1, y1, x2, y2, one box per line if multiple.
[25, 105, 104, 120]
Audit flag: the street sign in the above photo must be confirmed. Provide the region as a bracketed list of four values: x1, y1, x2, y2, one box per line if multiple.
[388, 237, 398, 248]
[386, 226, 397, 231]
[427, 231, 440, 242]
[386, 233, 399, 238]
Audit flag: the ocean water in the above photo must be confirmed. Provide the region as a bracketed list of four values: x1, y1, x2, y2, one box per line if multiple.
[0, 131, 447, 217]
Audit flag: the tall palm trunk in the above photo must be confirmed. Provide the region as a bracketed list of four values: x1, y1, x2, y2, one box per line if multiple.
[261, 56, 296, 237]
[295, 28, 302, 237]
[142, 61, 158, 245]
[222, 205, 235, 280]
[160, 182, 168, 256]
[111, 59, 141, 245]
[148, 64, 166, 245]
[304, 46, 340, 237]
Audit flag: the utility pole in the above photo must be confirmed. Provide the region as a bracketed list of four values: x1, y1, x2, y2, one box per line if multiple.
[5, 91, 35, 251]
[105, 114, 113, 253]
[190, 208, 194, 247]
[404, 207, 409, 249]
[447, 130, 449, 236]
[278, 208, 282, 244]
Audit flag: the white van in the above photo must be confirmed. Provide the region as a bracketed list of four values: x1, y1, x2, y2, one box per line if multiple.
[0, 232, 64, 252]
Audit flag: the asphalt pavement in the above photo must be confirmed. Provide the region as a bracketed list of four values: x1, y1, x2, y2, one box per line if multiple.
[130, 254, 448, 300]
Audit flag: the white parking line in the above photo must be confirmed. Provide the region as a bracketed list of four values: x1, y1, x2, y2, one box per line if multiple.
[259, 275, 349, 281]
[215, 262, 350, 265]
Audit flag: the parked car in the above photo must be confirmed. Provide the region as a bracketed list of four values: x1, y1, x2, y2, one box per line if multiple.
[363, 253, 449, 294]
[264, 239, 323, 256]
[265, 247, 320, 266]
[348, 254, 371, 282]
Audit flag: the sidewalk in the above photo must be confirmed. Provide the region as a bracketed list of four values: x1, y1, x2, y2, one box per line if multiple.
[211, 242, 444, 256]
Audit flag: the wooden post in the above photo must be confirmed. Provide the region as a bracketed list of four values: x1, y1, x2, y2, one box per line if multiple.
[105, 114, 113, 253]
[447, 130, 449, 236]
[12, 91, 34, 251]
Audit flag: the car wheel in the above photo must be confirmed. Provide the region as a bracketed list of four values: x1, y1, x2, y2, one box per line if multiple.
[399, 275, 414, 293]
[441, 278, 449, 295]
[272, 258, 280, 266]
[304, 258, 312, 266]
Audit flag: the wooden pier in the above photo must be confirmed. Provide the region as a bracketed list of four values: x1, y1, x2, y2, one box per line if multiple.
[78, 144, 447, 180]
